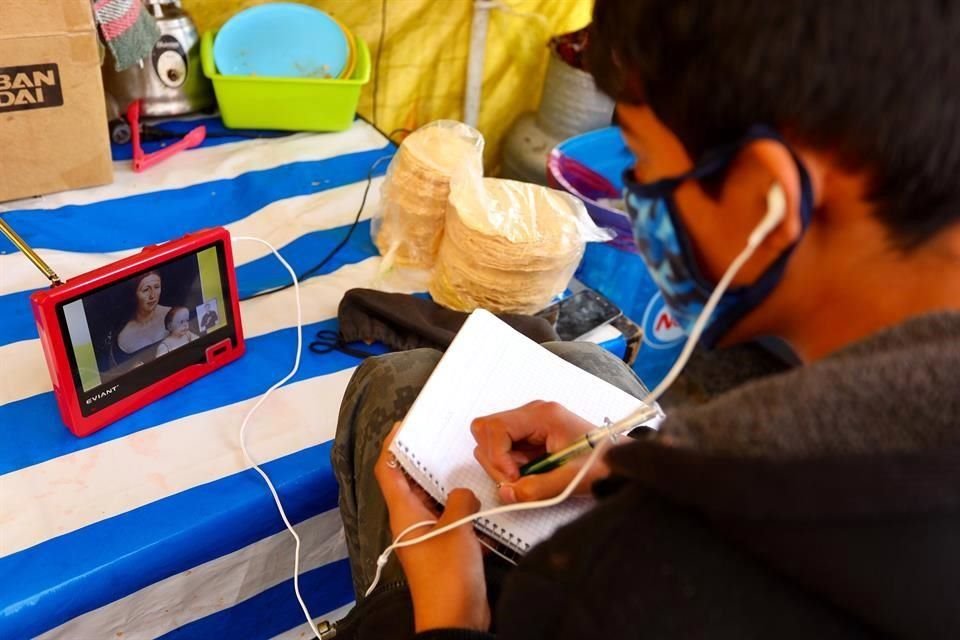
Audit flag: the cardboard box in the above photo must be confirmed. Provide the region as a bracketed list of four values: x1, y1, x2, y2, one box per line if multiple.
[0, 0, 113, 202]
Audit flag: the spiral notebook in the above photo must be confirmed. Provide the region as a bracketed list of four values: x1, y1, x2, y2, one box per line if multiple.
[390, 309, 663, 556]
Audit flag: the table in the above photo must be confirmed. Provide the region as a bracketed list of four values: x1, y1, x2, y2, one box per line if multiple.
[0, 117, 655, 639]
[1, 118, 401, 639]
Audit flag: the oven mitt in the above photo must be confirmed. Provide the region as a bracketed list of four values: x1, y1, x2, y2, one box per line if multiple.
[92, 0, 161, 71]
[336, 289, 560, 352]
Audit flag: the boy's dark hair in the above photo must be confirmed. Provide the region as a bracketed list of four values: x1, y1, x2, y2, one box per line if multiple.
[588, 0, 960, 248]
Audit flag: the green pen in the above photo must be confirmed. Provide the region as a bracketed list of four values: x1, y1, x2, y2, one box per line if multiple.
[518, 405, 662, 477]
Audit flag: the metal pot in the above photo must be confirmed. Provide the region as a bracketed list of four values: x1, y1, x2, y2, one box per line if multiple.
[103, 0, 214, 120]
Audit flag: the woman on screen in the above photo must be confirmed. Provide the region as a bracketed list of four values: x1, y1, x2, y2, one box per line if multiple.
[117, 271, 171, 354]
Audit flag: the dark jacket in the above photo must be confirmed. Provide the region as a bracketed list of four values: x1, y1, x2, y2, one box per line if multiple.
[418, 312, 960, 640]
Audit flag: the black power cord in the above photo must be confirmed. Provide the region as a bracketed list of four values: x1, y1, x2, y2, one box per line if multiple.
[240, 126, 412, 302]
[240, 150, 393, 301]
[240, 0, 406, 303]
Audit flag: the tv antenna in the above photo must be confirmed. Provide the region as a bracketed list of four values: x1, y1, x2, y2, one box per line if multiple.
[0, 216, 63, 286]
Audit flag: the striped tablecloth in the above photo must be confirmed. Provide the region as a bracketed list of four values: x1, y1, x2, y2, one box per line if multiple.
[0, 117, 647, 639]
[0, 119, 417, 639]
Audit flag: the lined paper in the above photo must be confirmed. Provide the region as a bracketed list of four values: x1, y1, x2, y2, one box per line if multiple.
[391, 310, 660, 554]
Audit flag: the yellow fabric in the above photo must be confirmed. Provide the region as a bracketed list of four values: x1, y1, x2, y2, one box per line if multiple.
[185, 0, 592, 166]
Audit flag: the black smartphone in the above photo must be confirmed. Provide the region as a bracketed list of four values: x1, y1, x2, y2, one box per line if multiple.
[551, 289, 623, 341]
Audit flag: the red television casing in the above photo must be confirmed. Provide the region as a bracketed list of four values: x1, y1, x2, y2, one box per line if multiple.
[30, 227, 245, 437]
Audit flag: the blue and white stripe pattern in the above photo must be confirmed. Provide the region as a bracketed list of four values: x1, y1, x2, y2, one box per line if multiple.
[0, 119, 418, 639]
[1, 117, 628, 639]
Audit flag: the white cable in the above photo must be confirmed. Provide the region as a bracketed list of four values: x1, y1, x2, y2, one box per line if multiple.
[363, 519, 436, 598]
[364, 183, 788, 595]
[231, 235, 319, 639]
[362, 520, 519, 598]
[365, 438, 612, 595]
[622, 182, 787, 412]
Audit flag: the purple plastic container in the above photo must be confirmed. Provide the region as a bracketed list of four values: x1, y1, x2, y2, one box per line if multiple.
[551, 127, 687, 387]
[547, 126, 637, 252]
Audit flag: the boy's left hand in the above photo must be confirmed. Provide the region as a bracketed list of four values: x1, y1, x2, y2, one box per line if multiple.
[375, 422, 491, 633]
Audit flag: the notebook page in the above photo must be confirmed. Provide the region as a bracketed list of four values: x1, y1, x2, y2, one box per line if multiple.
[391, 309, 660, 554]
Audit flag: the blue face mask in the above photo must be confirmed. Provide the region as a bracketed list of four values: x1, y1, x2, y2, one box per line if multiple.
[623, 126, 814, 348]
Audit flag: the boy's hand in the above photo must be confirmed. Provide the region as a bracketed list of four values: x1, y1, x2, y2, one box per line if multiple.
[376, 423, 490, 633]
[471, 401, 610, 503]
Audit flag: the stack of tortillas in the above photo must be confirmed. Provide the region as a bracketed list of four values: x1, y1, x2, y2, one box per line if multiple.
[374, 121, 483, 267]
[429, 176, 598, 314]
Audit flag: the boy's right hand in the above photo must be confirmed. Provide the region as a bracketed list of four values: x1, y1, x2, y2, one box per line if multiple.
[470, 400, 611, 504]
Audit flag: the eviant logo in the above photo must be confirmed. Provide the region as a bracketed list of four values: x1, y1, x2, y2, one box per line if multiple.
[0, 64, 63, 113]
[86, 384, 120, 405]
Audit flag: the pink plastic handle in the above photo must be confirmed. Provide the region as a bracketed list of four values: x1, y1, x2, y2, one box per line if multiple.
[126, 100, 207, 173]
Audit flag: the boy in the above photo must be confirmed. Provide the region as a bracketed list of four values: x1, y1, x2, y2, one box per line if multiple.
[332, 1, 960, 637]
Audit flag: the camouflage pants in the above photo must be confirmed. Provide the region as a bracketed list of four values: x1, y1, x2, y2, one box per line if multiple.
[331, 342, 651, 600]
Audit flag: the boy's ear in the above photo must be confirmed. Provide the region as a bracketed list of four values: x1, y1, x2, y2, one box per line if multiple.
[726, 139, 808, 253]
[690, 137, 818, 286]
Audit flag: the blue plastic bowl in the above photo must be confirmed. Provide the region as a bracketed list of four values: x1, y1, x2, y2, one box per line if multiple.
[214, 3, 349, 79]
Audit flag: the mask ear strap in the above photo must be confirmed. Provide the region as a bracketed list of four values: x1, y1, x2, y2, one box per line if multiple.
[686, 124, 796, 182]
[698, 144, 815, 346]
[624, 127, 778, 197]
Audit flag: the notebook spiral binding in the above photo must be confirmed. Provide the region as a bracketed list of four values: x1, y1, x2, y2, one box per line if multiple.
[396, 441, 530, 556]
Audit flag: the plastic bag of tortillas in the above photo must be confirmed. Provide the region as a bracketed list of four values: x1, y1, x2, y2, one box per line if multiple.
[429, 168, 612, 314]
[372, 120, 484, 268]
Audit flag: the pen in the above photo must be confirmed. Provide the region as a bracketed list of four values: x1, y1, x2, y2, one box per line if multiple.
[518, 405, 662, 477]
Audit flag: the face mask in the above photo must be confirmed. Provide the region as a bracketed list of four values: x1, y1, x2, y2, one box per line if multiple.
[623, 125, 814, 347]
